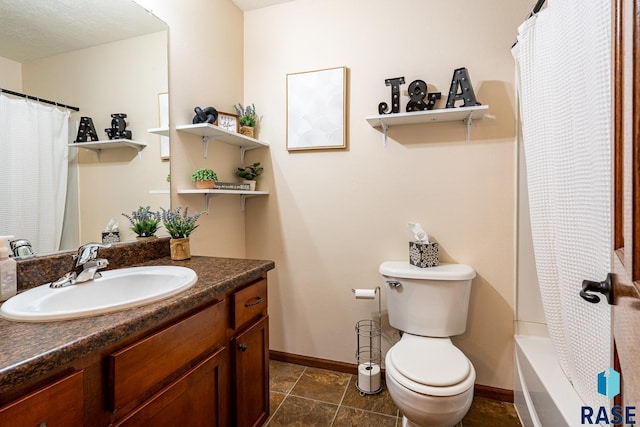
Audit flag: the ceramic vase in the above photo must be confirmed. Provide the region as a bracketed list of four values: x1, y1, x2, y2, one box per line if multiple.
[242, 180, 257, 191]
[170, 238, 191, 260]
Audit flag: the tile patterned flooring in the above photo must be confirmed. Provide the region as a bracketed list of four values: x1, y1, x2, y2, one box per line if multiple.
[265, 360, 522, 427]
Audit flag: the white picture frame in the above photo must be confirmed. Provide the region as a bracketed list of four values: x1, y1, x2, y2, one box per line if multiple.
[286, 66, 347, 151]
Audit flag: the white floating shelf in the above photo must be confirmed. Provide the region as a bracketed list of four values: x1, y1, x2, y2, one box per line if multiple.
[365, 105, 489, 145]
[177, 188, 269, 212]
[68, 139, 147, 161]
[176, 123, 269, 161]
[148, 127, 170, 137]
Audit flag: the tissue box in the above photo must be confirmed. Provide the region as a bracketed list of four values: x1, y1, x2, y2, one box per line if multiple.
[102, 232, 120, 244]
[409, 241, 439, 268]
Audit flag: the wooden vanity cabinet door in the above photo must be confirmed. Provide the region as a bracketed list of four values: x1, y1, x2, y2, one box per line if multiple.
[233, 315, 269, 427]
[0, 370, 83, 427]
[113, 347, 229, 427]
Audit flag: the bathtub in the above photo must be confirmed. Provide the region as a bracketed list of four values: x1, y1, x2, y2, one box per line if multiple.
[514, 335, 586, 426]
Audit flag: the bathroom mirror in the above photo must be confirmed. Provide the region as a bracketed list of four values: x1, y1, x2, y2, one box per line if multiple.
[0, 0, 170, 253]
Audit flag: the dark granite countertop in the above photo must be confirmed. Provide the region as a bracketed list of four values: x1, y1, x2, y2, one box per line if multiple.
[0, 255, 274, 396]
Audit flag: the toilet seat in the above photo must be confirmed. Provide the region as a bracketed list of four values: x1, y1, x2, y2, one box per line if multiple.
[386, 335, 476, 397]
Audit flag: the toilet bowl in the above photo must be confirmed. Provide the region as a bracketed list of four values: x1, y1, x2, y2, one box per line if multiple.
[384, 334, 475, 427]
[379, 261, 477, 427]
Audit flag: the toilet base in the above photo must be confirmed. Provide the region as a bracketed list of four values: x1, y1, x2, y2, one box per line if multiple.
[386, 367, 473, 427]
[401, 415, 464, 427]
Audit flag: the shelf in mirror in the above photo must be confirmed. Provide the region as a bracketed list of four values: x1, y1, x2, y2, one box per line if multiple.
[148, 127, 170, 137]
[68, 139, 147, 161]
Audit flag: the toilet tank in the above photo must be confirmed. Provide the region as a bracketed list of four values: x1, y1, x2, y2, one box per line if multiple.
[380, 261, 476, 337]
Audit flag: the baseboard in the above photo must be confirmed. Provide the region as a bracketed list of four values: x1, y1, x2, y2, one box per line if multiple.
[269, 350, 514, 403]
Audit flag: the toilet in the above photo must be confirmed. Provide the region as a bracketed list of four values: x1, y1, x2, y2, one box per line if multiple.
[380, 261, 477, 427]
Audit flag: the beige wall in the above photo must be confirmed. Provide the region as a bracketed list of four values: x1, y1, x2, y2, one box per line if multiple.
[21, 32, 170, 243]
[242, 0, 530, 390]
[0, 56, 22, 91]
[135, 0, 247, 258]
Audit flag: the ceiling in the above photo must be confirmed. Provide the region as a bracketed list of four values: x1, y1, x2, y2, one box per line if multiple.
[231, 0, 295, 11]
[0, 0, 167, 63]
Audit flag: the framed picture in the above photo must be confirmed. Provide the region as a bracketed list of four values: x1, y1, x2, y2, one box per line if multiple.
[287, 66, 348, 151]
[158, 92, 170, 159]
[217, 112, 239, 133]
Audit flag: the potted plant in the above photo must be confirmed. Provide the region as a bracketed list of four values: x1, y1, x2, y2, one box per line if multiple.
[122, 206, 161, 240]
[235, 162, 263, 191]
[234, 103, 257, 138]
[191, 168, 218, 189]
[161, 206, 203, 260]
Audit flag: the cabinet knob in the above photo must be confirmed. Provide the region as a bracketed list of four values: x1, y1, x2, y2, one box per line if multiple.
[238, 343, 248, 352]
[38, 423, 48, 427]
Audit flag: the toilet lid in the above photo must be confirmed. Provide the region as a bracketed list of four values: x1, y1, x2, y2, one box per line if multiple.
[389, 337, 470, 387]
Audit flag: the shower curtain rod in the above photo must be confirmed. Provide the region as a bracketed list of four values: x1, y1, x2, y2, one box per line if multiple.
[0, 88, 80, 112]
[512, 0, 547, 47]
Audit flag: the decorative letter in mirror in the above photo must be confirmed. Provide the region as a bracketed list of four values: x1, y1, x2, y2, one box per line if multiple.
[75, 117, 99, 143]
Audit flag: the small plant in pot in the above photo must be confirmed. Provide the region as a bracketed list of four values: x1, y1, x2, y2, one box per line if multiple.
[122, 206, 161, 240]
[235, 162, 263, 191]
[161, 206, 203, 260]
[234, 103, 257, 138]
[191, 168, 218, 189]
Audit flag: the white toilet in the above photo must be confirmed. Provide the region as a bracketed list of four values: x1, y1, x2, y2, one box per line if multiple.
[380, 261, 477, 427]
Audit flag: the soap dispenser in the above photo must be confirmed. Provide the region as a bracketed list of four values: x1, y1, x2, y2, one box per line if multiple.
[0, 235, 17, 301]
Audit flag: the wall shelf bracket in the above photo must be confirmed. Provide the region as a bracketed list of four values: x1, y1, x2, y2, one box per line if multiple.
[379, 120, 389, 147]
[464, 114, 473, 143]
[240, 146, 259, 163]
[202, 136, 210, 159]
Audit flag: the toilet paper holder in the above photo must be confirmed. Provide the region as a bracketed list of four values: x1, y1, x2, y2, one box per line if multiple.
[355, 319, 383, 395]
[351, 286, 381, 320]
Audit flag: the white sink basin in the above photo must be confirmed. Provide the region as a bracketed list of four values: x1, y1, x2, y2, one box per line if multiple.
[0, 266, 197, 322]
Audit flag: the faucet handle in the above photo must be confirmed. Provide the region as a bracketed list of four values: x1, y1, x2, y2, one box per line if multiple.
[74, 242, 111, 266]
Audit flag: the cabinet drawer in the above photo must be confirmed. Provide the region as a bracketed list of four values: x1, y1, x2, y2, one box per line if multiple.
[0, 370, 83, 427]
[232, 278, 267, 330]
[108, 301, 226, 413]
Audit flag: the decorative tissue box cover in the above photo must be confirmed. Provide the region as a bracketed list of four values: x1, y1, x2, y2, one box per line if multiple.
[409, 241, 439, 268]
[102, 232, 120, 244]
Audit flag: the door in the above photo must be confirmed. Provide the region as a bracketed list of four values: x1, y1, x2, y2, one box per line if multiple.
[612, 0, 640, 409]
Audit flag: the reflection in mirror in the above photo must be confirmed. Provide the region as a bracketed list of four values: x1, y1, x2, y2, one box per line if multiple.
[0, 0, 170, 254]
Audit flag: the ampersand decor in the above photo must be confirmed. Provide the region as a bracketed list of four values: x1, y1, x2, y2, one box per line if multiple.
[378, 77, 405, 114]
[105, 113, 132, 140]
[445, 67, 480, 108]
[74, 117, 99, 143]
[406, 80, 442, 112]
[192, 106, 218, 124]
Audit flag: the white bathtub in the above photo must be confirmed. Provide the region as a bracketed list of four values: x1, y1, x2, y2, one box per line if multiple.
[514, 335, 586, 426]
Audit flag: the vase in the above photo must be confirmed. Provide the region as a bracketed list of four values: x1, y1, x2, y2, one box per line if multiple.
[239, 126, 255, 138]
[136, 235, 158, 242]
[242, 180, 257, 191]
[195, 180, 215, 189]
[170, 237, 191, 260]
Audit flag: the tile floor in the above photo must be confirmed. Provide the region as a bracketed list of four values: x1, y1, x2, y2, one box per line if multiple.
[265, 360, 522, 427]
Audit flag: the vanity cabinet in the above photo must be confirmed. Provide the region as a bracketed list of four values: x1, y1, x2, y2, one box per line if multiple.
[0, 370, 84, 427]
[0, 273, 270, 427]
[231, 278, 269, 427]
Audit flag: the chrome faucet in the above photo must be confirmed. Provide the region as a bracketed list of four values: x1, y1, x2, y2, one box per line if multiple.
[50, 242, 111, 288]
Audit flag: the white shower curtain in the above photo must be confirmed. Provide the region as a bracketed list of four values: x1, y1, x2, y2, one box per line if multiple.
[513, 0, 612, 410]
[0, 95, 70, 254]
